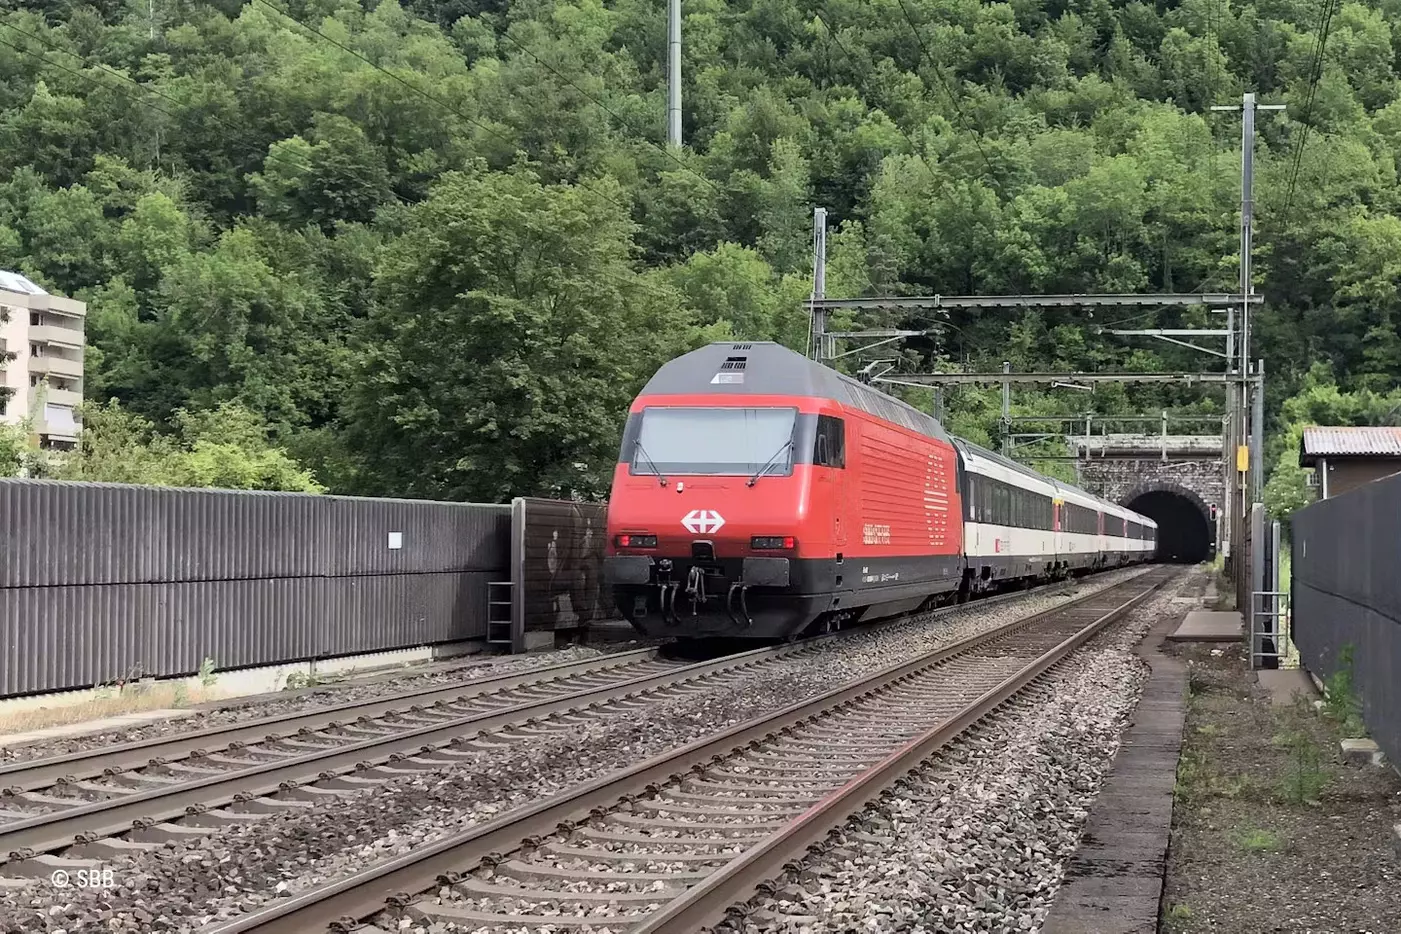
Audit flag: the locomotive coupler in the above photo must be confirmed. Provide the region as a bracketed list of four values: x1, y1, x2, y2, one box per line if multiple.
[684, 565, 706, 615]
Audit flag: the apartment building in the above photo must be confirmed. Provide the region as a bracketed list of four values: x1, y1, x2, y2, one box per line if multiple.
[0, 271, 85, 450]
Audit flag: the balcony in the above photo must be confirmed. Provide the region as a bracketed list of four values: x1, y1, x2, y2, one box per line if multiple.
[38, 420, 80, 442]
[40, 386, 82, 408]
[31, 324, 83, 348]
[29, 354, 83, 379]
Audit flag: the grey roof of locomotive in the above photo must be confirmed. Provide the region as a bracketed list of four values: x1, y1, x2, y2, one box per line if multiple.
[638, 341, 951, 442]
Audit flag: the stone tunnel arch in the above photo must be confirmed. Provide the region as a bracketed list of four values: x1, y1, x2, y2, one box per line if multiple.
[1121, 480, 1214, 564]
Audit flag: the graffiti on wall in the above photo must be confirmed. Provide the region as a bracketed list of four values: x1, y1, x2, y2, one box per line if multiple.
[518, 498, 615, 631]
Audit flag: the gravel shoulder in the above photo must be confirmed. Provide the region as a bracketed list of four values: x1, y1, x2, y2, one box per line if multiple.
[1161, 639, 1401, 933]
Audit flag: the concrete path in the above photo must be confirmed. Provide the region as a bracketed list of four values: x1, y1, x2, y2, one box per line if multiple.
[1042, 606, 1189, 933]
[1256, 668, 1319, 706]
[1167, 609, 1242, 643]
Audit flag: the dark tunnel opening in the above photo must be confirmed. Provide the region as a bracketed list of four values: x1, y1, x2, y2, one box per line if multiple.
[1127, 491, 1214, 564]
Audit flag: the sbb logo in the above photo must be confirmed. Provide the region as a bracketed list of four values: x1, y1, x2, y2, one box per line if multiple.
[681, 510, 725, 534]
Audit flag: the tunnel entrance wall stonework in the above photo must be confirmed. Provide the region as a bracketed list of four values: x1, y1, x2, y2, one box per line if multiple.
[1076, 459, 1225, 516]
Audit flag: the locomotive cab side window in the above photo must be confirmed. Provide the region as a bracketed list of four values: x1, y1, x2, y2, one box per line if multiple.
[813, 415, 846, 468]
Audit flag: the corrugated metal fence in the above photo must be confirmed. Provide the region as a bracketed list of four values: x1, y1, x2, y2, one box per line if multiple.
[509, 498, 614, 651]
[1291, 471, 1401, 767]
[0, 480, 511, 698]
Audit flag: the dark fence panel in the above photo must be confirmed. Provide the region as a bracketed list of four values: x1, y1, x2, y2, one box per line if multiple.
[1292, 472, 1401, 768]
[516, 498, 614, 637]
[143, 578, 323, 676]
[0, 481, 512, 588]
[0, 479, 510, 698]
[325, 497, 511, 576]
[0, 480, 164, 588]
[0, 584, 155, 695]
[162, 489, 323, 583]
[322, 572, 493, 656]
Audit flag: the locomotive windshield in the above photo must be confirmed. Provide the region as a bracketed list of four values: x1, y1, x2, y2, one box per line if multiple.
[631, 407, 798, 476]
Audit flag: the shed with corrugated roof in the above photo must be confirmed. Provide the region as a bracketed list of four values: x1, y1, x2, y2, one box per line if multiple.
[1298, 426, 1401, 498]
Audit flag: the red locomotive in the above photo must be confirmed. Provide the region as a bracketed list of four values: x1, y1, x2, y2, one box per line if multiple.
[604, 340, 966, 638]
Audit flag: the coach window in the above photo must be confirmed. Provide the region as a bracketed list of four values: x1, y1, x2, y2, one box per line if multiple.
[814, 415, 846, 468]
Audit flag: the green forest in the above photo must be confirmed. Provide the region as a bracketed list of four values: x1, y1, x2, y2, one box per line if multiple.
[1, 0, 1400, 516]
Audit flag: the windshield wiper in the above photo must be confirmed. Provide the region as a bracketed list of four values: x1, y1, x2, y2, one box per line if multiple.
[633, 439, 668, 486]
[746, 438, 794, 487]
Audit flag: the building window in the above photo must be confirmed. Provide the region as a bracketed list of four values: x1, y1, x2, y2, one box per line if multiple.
[30, 313, 40, 326]
[44, 403, 77, 433]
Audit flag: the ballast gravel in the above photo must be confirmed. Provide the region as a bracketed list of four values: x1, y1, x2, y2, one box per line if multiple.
[709, 571, 1198, 934]
[0, 643, 647, 764]
[0, 568, 1154, 933]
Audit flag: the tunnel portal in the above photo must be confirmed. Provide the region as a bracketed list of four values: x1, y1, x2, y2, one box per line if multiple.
[1126, 490, 1213, 563]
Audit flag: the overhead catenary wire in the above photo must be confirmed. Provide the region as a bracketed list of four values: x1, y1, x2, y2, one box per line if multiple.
[1281, 0, 1341, 220]
[811, 10, 948, 193]
[0, 23, 324, 184]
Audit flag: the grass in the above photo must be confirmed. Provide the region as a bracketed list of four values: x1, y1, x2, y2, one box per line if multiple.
[1174, 747, 1267, 804]
[1236, 827, 1283, 853]
[0, 682, 215, 735]
[1272, 724, 1332, 805]
[0, 656, 224, 737]
[1163, 900, 1196, 932]
[1321, 645, 1366, 738]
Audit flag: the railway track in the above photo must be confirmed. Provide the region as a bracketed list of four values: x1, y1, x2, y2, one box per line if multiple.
[0, 645, 816, 868]
[0, 570, 1145, 875]
[196, 566, 1176, 934]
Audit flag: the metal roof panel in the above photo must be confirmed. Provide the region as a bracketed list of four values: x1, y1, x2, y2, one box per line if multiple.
[1299, 426, 1401, 465]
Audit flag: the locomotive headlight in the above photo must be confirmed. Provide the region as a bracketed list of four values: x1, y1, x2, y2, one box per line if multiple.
[751, 536, 796, 550]
[615, 534, 658, 548]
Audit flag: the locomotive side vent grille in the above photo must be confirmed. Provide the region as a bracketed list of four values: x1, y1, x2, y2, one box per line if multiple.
[720, 356, 748, 370]
[731, 342, 753, 350]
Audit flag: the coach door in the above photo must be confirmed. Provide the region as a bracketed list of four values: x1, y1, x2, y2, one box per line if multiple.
[816, 414, 847, 548]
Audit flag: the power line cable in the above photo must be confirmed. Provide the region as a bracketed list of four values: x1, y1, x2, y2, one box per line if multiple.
[0, 23, 323, 182]
[811, 10, 947, 193]
[493, 29, 723, 197]
[1282, 0, 1340, 219]
[890, 0, 1006, 197]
